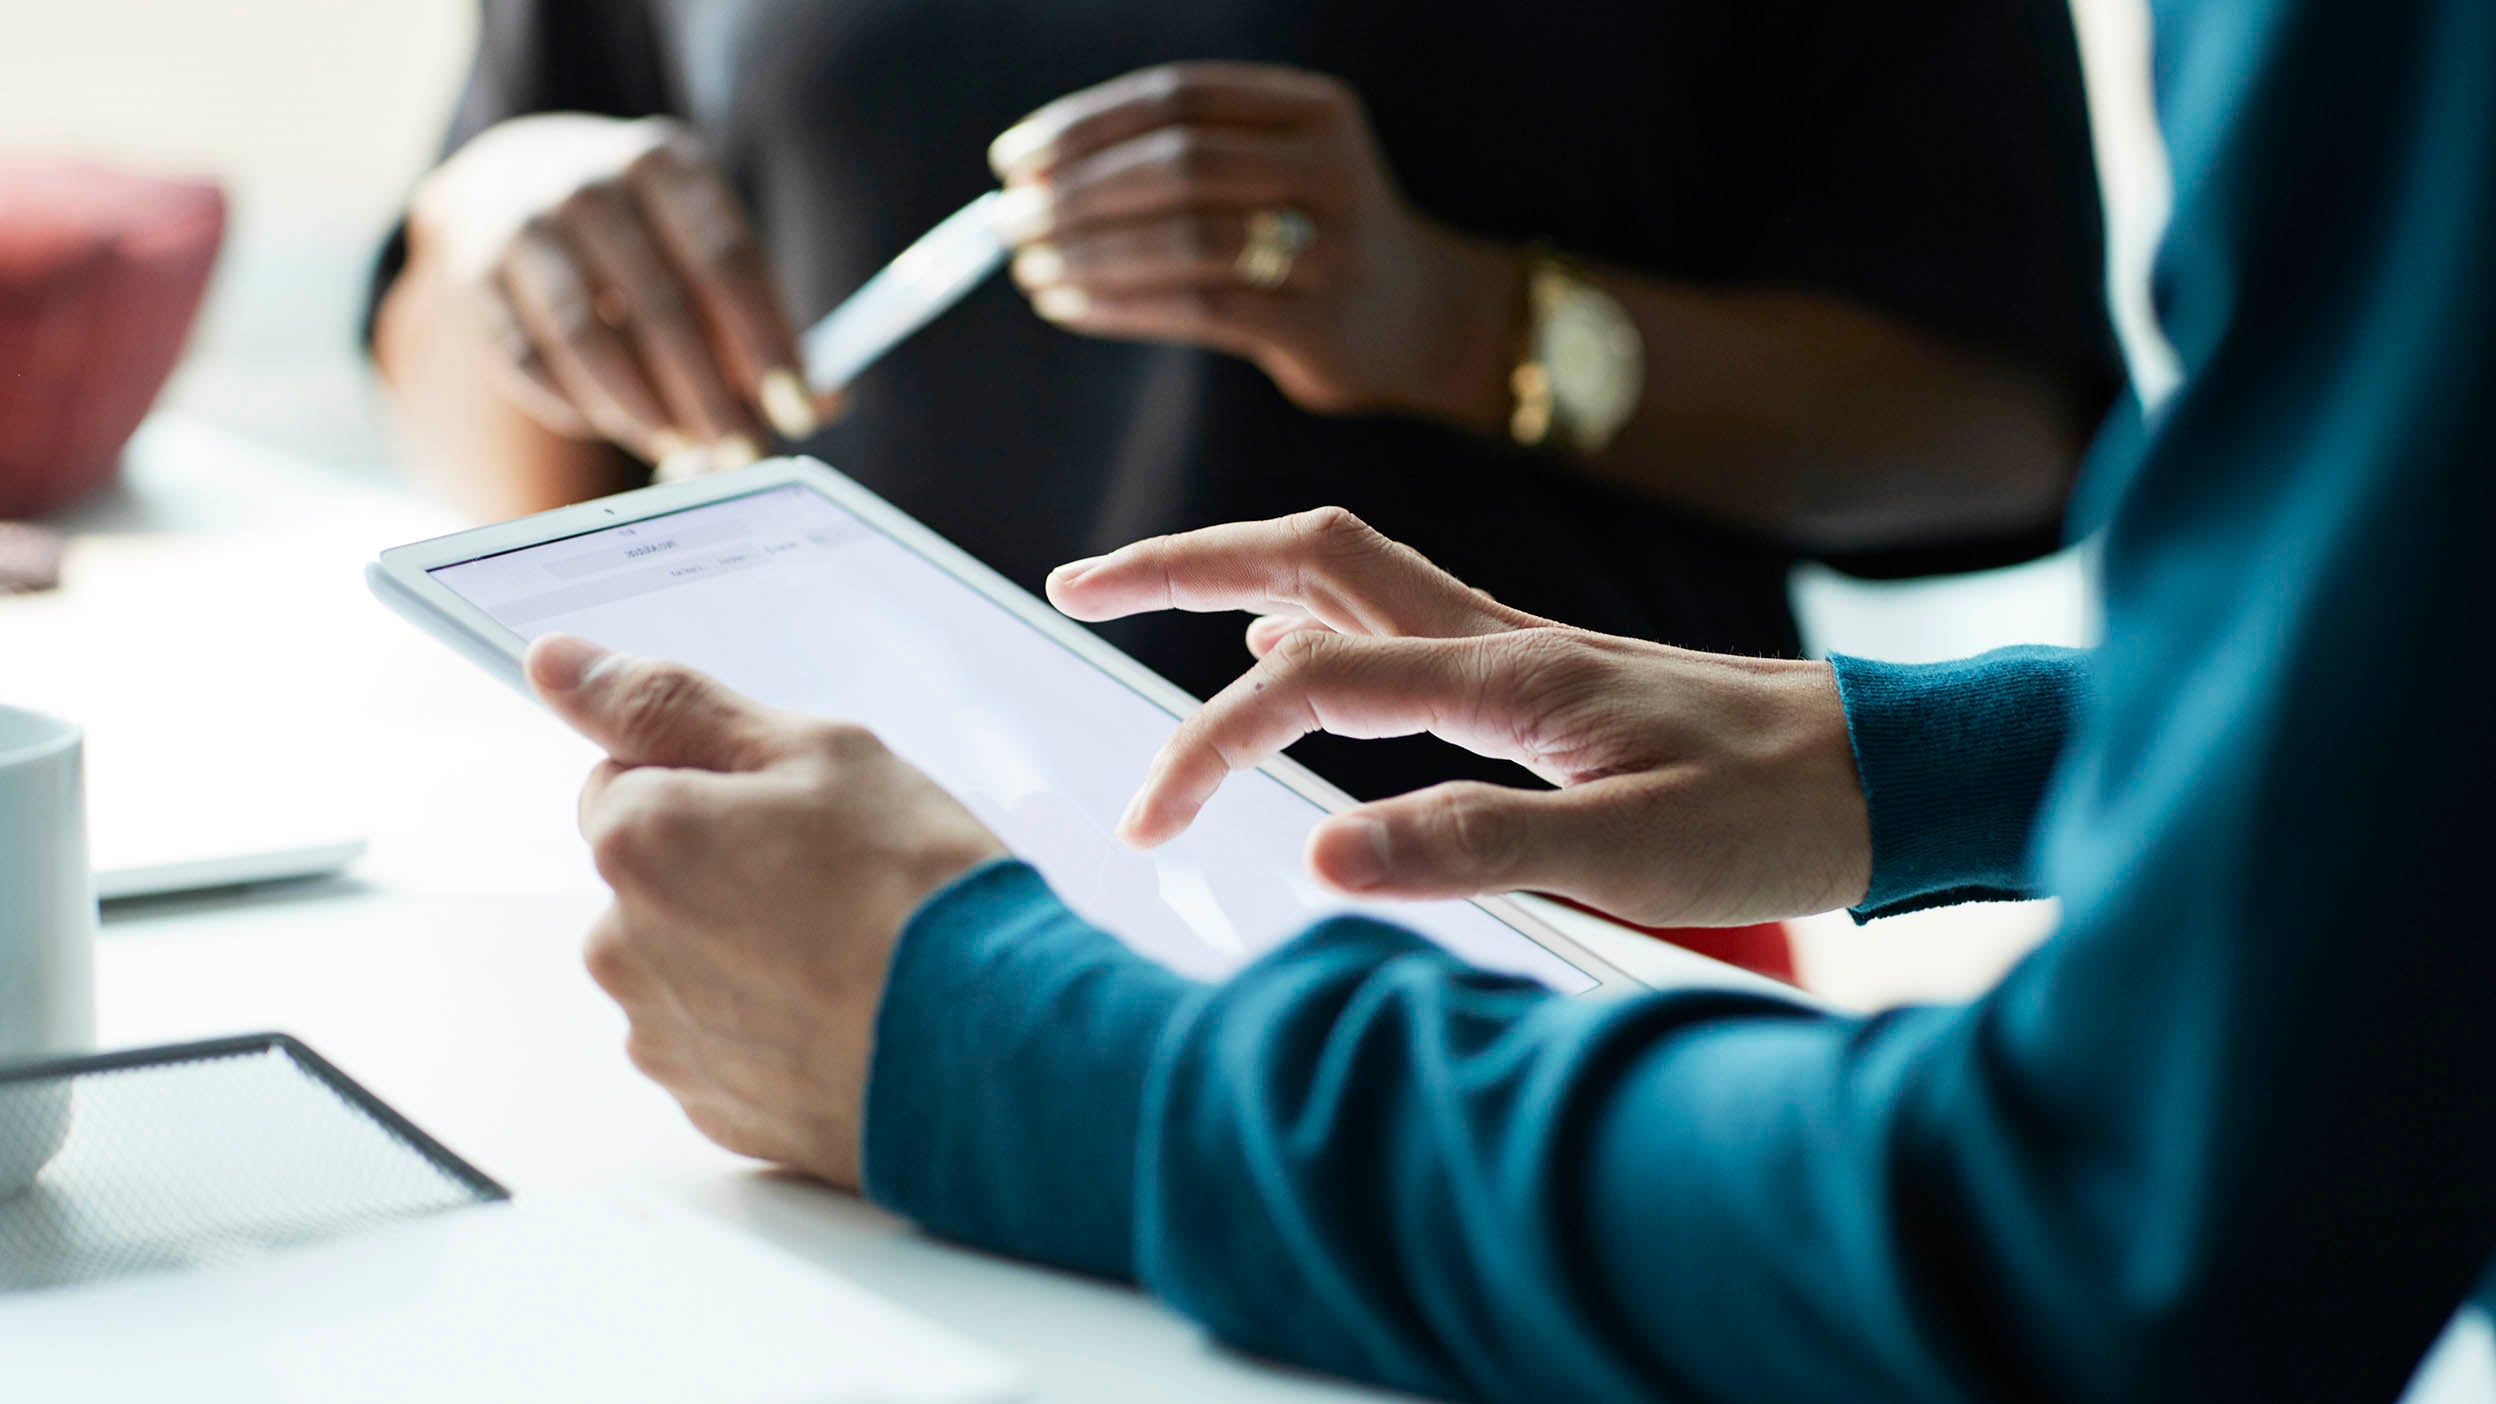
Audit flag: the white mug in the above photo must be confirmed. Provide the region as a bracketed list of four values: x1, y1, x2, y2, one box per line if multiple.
[1, 704, 96, 1198]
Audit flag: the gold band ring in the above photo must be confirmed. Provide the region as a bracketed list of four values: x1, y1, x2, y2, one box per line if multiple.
[1236, 208, 1315, 291]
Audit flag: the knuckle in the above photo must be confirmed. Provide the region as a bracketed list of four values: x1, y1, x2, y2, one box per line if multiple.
[589, 779, 697, 884]
[1296, 503, 1365, 537]
[583, 925, 636, 992]
[1044, 239, 1096, 280]
[630, 117, 700, 162]
[1290, 505, 1377, 557]
[1479, 629, 1596, 724]
[694, 223, 761, 277]
[1137, 64, 1191, 117]
[612, 665, 706, 746]
[1514, 627, 1607, 689]
[1281, 506, 1376, 600]
[1434, 786, 1527, 876]
[1267, 624, 1343, 675]
[1175, 286, 1222, 323]
[1154, 128, 1213, 178]
[622, 143, 677, 187]
[554, 180, 621, 225]
[1494, 625, 1581, 674]
[1036, 191, 1088, 233]
[589, 814, 654, 887]
[513, 210, 563, 249]
[680, 1102, 760, 1159]
[622, 1027, 676, 1082]
[1311, 75, 1363, 125]
[805, 719, 883, 764]
[631, 774, 704, 841]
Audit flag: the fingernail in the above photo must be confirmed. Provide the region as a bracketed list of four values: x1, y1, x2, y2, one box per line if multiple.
[1012, 244, 1067, 290]
[1324, 816, 1393, 891]
[988, 120, 1056, 181]
[1049, 554, 1105, 586]
[652, 429, 698, 460]
[990, 184, 1056, 244]
[759, 368, 820, 440]
[1116, 790, 1152, 844]
[529, 633, 614, 694]
[708, 432, 761, 472]
[654, 441, 710, 484]
[1034, 286, 1090, 323]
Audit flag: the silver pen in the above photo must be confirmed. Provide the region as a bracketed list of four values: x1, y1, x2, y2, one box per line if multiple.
[801, 189, 1026, 394]
[658, 189, 1032, 481]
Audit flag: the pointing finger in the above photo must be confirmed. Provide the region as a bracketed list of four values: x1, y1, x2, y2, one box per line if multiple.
[1119, 631, 1521, 848]
[1046, 506, 1537, 639]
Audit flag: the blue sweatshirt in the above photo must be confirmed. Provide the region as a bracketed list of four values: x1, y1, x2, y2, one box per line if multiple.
[860, 0, 2496, 1398]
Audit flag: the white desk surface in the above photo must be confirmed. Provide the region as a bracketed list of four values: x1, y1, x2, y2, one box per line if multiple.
[4, 417, 2485, 1403]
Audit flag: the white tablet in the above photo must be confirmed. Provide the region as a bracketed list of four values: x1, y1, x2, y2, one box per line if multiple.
[369, 458, 1629, 994]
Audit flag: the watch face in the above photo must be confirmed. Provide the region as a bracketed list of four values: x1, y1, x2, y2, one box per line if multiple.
[1543, 284, 1643, 448]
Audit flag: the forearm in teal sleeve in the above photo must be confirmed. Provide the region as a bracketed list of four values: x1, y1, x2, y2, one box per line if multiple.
[872, 694, 2492, 1404]
[1830, 647, 2086, 919]
[862, 859, 1200, 1280]
[1136, 924, 1836, 1401]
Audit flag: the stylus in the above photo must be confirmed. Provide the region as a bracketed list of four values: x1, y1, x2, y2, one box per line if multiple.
[799, 191, 1013, 396]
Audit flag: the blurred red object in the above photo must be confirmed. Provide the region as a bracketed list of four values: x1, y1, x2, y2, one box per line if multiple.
[1552, 897, 1800, 985]
[0, 156, 225, 518]
[1638, 921, 1797, 985]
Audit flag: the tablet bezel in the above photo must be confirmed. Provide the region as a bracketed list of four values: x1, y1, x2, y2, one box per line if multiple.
[370, 457, 1636, 994]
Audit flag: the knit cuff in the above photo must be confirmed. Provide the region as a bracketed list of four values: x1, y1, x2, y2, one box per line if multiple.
[1830, 648, 2087, 920]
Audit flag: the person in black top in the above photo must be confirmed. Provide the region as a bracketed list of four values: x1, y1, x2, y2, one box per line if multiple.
[371, 0, 2116, 803]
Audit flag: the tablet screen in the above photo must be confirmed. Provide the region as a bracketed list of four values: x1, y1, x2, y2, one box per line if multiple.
[427, 482, 1597, 992]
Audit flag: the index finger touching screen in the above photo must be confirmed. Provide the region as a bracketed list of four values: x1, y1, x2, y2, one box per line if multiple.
[422, 481, 1600, 992]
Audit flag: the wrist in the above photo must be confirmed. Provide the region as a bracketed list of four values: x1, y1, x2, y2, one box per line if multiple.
[1393, 225, 1527, 434]
[1769, 660, 1874, 914]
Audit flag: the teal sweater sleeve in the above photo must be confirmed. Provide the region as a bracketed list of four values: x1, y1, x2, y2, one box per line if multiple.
[1830, 647, 2086, 917]
[865, 1, 2496, 1397]
[860, 860, 1195, 1279]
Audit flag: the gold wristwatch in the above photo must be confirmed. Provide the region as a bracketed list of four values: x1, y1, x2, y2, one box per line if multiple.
[1508, 252, 1643, 456]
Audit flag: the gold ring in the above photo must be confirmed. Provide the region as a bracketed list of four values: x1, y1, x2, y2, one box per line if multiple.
[1236, 208, 1315, 291]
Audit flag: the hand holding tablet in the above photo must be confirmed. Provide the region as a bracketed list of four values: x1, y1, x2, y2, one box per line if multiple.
[521, 632, 1009, 1188]
[369, 457, 1624, 993]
